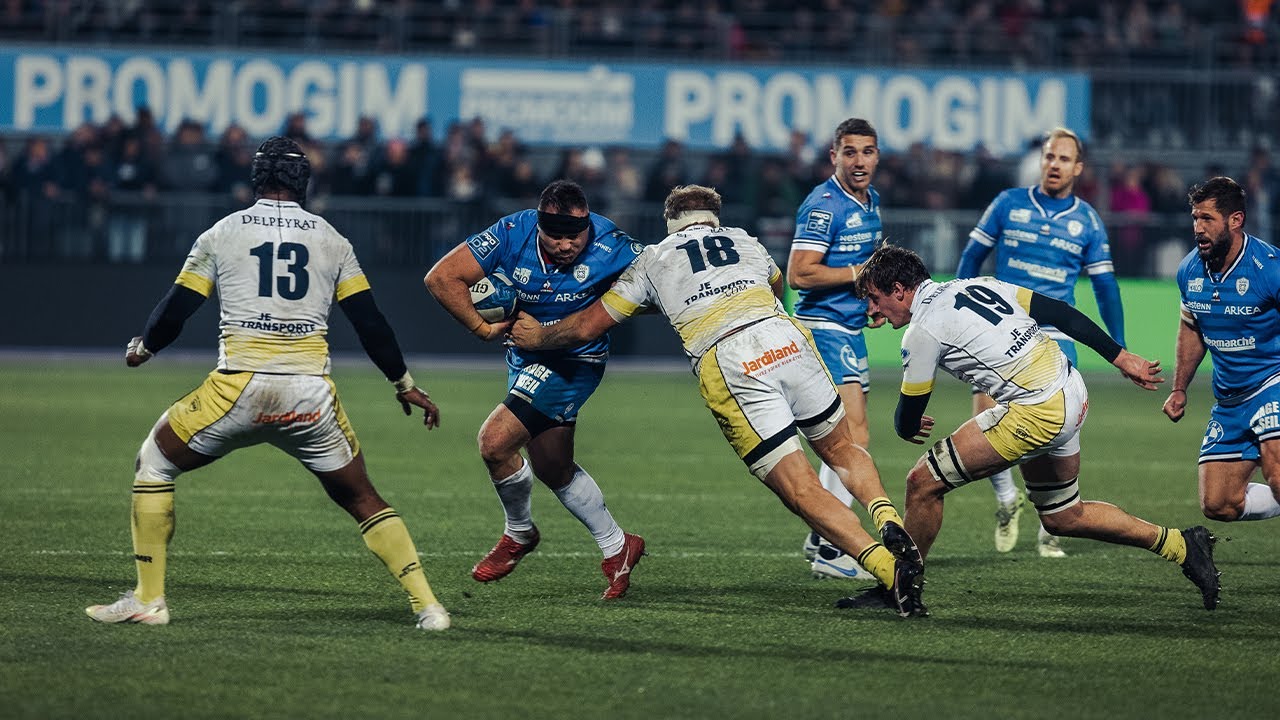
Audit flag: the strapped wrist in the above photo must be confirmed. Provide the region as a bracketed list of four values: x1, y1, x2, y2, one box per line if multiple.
[392, 372, 416, 394]
[1171, 388, 1187, 394]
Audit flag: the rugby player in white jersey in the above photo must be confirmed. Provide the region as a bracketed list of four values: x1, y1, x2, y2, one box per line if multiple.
[86, 137, 451, 631]
[509, 185, 927, 616]
[844, 244, 1221, 612]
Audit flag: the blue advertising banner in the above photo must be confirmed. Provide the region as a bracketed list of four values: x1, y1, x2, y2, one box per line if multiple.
[0, 47, 1089, 155]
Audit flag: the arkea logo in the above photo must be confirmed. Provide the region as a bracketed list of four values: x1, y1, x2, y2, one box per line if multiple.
[741, 341, 801, 374]
[805, 210, 833, 234]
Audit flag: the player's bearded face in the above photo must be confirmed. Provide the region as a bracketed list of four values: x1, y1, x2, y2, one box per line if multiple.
[1193, 202, 1233, 266]
[1039, 137, 1083, 198]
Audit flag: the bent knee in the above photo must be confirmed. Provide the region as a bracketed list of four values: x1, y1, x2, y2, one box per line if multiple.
[906, 462, 945, 499]
[1201, 501, 1243, 523]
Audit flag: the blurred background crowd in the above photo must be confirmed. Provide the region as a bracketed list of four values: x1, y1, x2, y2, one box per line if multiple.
[0, 0, 1277, 276]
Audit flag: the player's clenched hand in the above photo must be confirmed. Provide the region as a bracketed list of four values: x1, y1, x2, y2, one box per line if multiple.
[125, 336, 153, 367]
[906, 415, 935, 444]
[1162, 390, 1187, 423]
[1112, 350, 1164, 391]
[396, 387, 440, 429]
[507, 312, 545, 350]
[474, 318, 514, 342]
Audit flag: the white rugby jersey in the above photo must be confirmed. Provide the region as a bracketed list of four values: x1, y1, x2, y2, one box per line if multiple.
[174, 199, 370, 375]
[899, 278, 1069, 405]
[601, 224, 784, 361]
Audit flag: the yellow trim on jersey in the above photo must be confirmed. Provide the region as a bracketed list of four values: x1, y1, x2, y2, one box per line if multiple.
[175, 271, 213, 297]
[1015, 286, 1034, 312]
[901, 379, 935, 397]
[983, 391, 1067, 462]
[676, 286, 778, 351]
[602, 289, 644, 319]
[167, 371, 254, 443]
[768, 267, 782, 284]
[698, 344, 762, 460]
[323, 376, 361, 457]
[1005, 337, 1065, 392]
[335, 275, 371, 302]
[223, 335, 330, 375]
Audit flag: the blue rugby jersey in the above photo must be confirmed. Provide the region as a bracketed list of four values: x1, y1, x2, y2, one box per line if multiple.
[465, 209, 642, 362]
[962, 186, 1122, 343]
[1177, 234, 1280, 404]
[790, 177, 882, 328]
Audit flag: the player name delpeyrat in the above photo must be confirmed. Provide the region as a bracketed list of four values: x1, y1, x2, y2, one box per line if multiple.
[241, 214, 318, 230]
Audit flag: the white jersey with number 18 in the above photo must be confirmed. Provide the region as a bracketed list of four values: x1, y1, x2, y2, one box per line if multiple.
[900, 277, 1069, 405]
[601, 224, 784, 362]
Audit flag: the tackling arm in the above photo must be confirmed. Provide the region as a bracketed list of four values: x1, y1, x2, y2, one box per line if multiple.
[509, 301, 620, 351]
[1162, 316, 1208, 422]
[424, 244, 507, 341]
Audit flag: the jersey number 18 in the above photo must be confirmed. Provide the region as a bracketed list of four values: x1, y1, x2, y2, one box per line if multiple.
[678, 235, 739, 274]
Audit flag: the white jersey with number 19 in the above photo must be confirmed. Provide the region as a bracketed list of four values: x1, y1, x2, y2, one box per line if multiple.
[601, 224, 784, 362]
[900, 277, 1070, 406]
[173, 199, 370, 376]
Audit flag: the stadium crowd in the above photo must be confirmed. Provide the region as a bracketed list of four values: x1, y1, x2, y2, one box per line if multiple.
[1, 111, 1276, 270]
[2, 1, 1276, 69]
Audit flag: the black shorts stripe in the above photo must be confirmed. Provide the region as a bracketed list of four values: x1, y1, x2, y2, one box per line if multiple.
[502, 394, 573, 438]
[743, 423, 798, 467]
[796, 396, 842, 430]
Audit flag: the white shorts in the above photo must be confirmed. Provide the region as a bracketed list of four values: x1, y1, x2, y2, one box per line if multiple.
[697, 316, 844, 475]
[976, 367, 1089, 463]
[166, 371, 360, 473]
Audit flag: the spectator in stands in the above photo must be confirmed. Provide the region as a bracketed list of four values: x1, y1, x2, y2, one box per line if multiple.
[161, 120, 217, 192]
[283, 112, 312, 145]
[645, 139, 689, 202]
[603, 146, 644, 210]
[1109, 164, 1154, 273]
[106, 134, 157, 263]
[215, 124, 254, 204]
[330, 141, 374, 196]
[53, 123, 106, 258]
[373, 139, 419, 197]
[409, 118, 438, 196]
[1244, 146, 1277, 243]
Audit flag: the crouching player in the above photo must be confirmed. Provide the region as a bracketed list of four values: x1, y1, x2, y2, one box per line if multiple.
[86, 137, 451, 631]
[846, 244, 1220, 612]
[509, 185, 927, 616]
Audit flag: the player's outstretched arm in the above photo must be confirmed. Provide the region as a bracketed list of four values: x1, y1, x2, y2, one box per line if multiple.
[424, 244, 507, 341]
[1163, 317, 1207, 422]
[127, 284, 208, 366]
[1111, 349, 1164, 391]
[1089, 271, 1126, 347]
[509, 302, 620, 351]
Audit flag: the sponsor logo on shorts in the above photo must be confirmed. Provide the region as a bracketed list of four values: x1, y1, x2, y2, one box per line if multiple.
[1203, 420, 1224, 448]
[741, 340, 801, 374]
[1250, 401, 1280, 433]
[514, 363, 553, 395]
[253, 410, 321, 425]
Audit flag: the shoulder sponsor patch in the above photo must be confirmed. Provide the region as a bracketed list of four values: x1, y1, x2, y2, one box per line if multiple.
[805, 210, 833, 234]
[467, 230, 501, 259]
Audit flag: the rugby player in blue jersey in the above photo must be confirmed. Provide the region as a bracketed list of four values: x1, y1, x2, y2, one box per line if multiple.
[787, 118, 886, 580]
[957, 127, 1125, 557]
[425, 180, 647, 599]
[1164, 176, 1280, 524]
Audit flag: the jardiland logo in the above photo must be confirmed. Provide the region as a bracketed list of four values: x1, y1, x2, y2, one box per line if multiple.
[252, 410, 320, 425]
[741, 340, 800, 374]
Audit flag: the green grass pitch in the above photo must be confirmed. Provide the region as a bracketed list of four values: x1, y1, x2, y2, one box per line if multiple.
[2, 357, 1278, 719]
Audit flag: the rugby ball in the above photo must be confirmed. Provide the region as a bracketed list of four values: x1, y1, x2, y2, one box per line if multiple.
[469, 272, 518, 322]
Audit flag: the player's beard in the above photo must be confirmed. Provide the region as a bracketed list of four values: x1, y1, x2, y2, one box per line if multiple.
[1197, 227, 1232, 271]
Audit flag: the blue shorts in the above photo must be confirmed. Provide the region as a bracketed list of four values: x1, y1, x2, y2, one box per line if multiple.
[1199, 382, 1280, 464]
[505, 352, 606, 425]
[801, 321, 868, 391]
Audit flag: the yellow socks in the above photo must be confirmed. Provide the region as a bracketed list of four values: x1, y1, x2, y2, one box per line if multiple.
[131, 481, 175, 604]
[868, 496, 904, 533]
[1150, 526, 1188, 565]
[856, 543, 898, 589]
[360, 508, 439, 612]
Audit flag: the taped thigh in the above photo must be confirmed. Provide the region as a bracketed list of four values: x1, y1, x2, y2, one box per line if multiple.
[923, 436, 977, 490]
[748, 433, 804, 479]
[1025, 475, 1081, 515]
[136, 417, 183, 484]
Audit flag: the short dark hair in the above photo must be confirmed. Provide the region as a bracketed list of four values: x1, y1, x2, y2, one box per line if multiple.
[664, 184, 722, 223]
[1188, 176, 1246, 220]
[834, 118, 877, 148]
[854, 244, 931, 299]
[539, 179, 589, 213]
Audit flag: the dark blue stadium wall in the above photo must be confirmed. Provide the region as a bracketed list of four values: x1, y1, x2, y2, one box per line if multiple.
[0, 264, 686, 358]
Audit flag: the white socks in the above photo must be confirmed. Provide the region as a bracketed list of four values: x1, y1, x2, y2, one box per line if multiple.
[552, 465, 626, 557]
[493, 460, 535, 540]
[818, 463, 855, 507]
[990, 469, 1019, 506]
[1241, 482, 1280, 520]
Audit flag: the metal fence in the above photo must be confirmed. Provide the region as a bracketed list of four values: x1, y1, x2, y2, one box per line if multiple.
[0, 192, 1203, 280]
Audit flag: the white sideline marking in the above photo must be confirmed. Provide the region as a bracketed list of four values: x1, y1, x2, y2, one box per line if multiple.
[34, 548, 799, 559]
